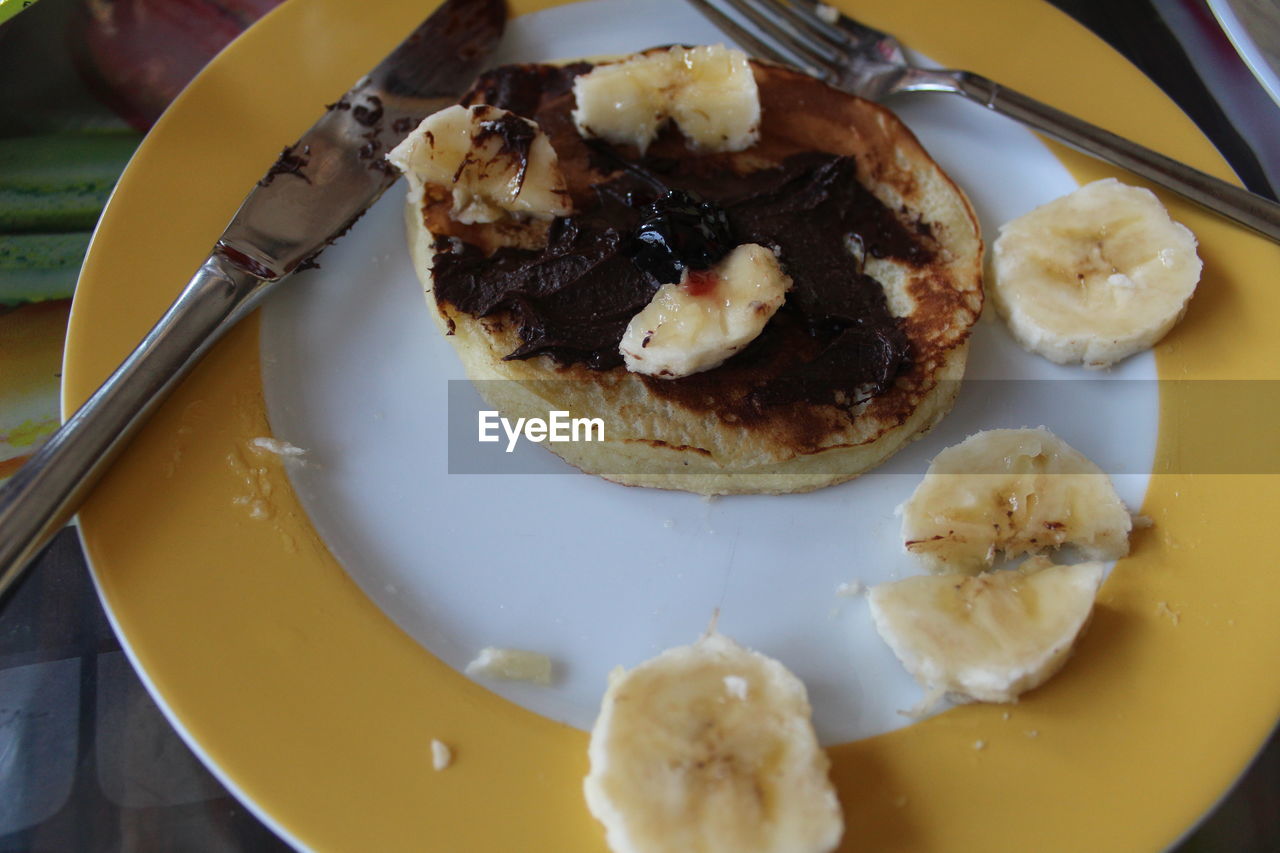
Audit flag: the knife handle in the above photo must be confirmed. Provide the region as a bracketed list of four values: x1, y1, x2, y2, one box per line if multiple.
[0, 253, 270, 598]
[942, 71, 1280, 242]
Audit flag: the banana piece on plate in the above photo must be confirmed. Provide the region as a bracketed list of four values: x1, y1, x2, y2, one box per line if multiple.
[901, 428, 1132, 574]
[868, 557, 1105, 703]
[991, 178, 1201, 368]
[386, 104, 571, 224]
[572, 44, 761, 153]
[584, 631, 843, 853]
[619, 243, 792, 378]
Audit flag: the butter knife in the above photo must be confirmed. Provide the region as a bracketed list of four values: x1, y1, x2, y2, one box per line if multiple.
[0, 0, 507, 596]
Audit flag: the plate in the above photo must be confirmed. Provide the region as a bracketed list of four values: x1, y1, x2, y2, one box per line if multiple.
[64, 0, 1280, 850]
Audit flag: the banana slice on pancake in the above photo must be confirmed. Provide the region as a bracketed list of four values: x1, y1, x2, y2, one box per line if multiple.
[619, 243, 792, 378]
[991, 178, 1201, 368]
[900, 428, 1132, 574]
[584, 631, 843, 853]
[572, 44, 761, 153]
[386, 103, 571, 224]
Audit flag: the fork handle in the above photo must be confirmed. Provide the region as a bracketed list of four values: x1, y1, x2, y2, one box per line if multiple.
[0, 253, 270, 599]
[943, 70, 1280, 241]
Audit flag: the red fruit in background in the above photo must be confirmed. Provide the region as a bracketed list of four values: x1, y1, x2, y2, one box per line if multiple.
[69, 0, 285, 130]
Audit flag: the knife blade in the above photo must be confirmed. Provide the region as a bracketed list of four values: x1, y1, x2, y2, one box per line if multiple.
[0, 0, 508, 597]
[221, 0, 506, 280]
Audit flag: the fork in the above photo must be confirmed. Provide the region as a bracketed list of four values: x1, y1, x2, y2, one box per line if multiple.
[687, 0, 1280, 243]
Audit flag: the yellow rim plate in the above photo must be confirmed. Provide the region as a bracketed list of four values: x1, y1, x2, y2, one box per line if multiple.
[65, 0, 1280, 850]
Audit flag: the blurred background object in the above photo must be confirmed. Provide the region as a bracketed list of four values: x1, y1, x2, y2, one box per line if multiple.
[68, 0, 284, 130]
[1205, 0, 1280, 108]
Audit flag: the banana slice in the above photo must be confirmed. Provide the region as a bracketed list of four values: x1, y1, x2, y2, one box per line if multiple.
[619, 243, 791, 378]
[573, 45, 761, 153]
[584, 631, 843, 853]
[868, 557, 1105, 703]
[991, 178, 1201, 368]
[386, 104, 571, 224]
[901, 428, 1131, 574]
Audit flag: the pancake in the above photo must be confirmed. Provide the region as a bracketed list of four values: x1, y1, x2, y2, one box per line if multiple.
[401, 56, 983, 495]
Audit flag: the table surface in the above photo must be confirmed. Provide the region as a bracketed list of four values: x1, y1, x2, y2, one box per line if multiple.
[1, 1, 1277, 850]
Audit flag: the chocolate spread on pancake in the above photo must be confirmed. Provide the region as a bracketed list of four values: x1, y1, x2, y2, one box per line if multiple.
[470, 63, 591, 119]
[429, 64, 937, 415]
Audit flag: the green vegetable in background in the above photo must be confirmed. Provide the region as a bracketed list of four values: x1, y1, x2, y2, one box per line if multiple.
[0, 132, 138, 232]
[0, 130, 139, 304]
[0, 232, 92, 304]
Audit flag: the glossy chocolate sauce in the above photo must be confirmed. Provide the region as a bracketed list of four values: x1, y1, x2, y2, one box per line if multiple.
[431, 64, 936, 414]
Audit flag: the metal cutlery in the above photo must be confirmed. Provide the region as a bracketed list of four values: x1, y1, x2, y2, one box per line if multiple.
[688, 0, 1280, 243]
